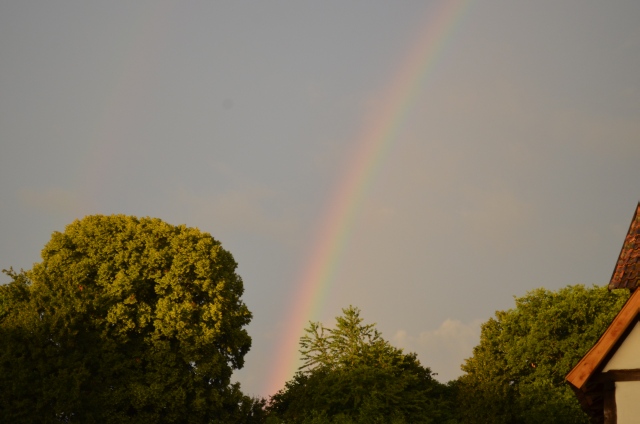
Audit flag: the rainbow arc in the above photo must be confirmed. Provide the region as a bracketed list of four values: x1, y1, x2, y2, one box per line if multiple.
[265, 0, 472, 396]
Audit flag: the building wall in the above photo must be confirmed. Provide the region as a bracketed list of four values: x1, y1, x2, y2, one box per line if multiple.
[603, 321, 640, 371]
[614, 381, 640, 424]
[601, 319, 640, 423]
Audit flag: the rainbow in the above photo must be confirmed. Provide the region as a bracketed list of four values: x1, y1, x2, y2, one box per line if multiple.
[265, 0, 472, 396]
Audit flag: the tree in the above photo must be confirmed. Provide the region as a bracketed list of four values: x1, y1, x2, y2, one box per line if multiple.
[455, 285, 629, 424]
[267, 306, 455, 423]
[0, 214, 253, 423]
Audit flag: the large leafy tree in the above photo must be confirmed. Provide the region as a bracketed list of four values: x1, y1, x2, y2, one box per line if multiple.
[268, 306, 454, 423]
[455, 285, 629, 424]
[0, 215, 253, 423]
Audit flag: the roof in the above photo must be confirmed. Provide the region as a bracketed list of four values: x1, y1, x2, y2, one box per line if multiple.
[566, 202, 640, 420]
[565, 289, 640, 421]
[609, 203, 640, 291]
[566, 289, 640, 390]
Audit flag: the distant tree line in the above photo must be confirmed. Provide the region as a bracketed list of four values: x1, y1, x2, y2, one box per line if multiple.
[0, 215, 629, 423]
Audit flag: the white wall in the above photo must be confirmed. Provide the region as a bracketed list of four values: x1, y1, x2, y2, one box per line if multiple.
[603, 321, 640, 371]
[615, 381, 640, 424]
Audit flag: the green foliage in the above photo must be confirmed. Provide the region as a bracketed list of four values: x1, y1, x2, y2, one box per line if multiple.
[235, 395, 270, 424]
[268, 306, 455, 423]
[0, 215, 253, 423]
[455, 285, 629, 424]
[299, 306, 400, 371]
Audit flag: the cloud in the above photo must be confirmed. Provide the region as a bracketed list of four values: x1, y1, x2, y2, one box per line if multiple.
[458, 188, 534, 252]
[393, 318, 482, 383]
[173, 185, 301, 245]
[18, 187, 88, 217]
[551, 108, 640, 159]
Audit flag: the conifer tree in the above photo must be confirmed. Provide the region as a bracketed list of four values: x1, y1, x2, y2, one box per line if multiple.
[268, 306, 454, 423]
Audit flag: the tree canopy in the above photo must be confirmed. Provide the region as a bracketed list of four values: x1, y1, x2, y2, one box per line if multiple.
[0, 215, 253, 423]
[2, 216, 632, 423]
[454, 285, 629, 424]
[267, 306, 454, 423]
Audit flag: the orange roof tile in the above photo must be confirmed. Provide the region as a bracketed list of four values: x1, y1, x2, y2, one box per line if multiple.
[609, 203, 640, 291]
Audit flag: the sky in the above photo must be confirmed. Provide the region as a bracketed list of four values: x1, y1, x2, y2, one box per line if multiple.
[1, 0, 640, 398]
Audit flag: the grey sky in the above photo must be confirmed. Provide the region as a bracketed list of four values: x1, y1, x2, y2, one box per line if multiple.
[1, 1, 639, 397]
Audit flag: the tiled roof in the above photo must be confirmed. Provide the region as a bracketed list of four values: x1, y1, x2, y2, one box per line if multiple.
[609, 203, 640, 291]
